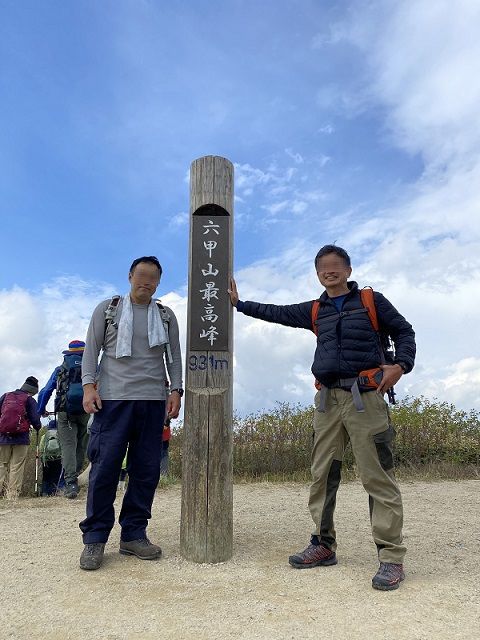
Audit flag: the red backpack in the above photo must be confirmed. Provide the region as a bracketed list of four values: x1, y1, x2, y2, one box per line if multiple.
[0, 392, 30, 436]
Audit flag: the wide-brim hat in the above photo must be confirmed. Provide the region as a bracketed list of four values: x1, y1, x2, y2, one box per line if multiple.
[63, 340, 85, 355]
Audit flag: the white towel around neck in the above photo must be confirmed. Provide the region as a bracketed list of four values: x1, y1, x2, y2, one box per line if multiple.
[115, 294, 167, 358]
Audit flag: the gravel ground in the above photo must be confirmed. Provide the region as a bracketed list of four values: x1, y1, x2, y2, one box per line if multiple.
[1, 480, 479, 640]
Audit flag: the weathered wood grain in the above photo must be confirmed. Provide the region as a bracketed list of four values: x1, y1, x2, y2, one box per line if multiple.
[181, 155, 234, 563]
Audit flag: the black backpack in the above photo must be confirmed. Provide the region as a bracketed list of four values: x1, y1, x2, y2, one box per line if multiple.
[55, 353, 85, 414]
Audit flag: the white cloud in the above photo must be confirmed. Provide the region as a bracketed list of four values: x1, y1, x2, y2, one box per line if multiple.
[170, 211, 189, 228]
[311, 22, 351, 49]
[434, 358, 480, 410]
[0, 279, 188, 414]
[318, 124, 335, 134]
[0, 278, 113, 408]
[226, 2, 480, 413]
[234, 163, 274, 195]
[261, 200, 290, 216]
[285, 148, 304, 164]
[315, 84, 367, 117]
[331, 0, 480, 168]
[228, 232, 480, 414]
[233, 157, 330, 232]
[291, 200, 308, 215]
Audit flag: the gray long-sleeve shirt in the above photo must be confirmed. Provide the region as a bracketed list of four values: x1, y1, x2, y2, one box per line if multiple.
[82, 298, 183, 400]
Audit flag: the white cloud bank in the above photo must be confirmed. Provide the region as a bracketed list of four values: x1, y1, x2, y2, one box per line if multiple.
[0, 279, 188, 414]
[0, 279, 113, 409]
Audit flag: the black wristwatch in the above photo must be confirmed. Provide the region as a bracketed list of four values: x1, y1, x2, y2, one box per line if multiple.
[396, 362, 408, 373]
[170, 388, 184, 397]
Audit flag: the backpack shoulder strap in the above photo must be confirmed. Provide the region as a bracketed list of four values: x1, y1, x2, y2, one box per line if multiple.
[155, 300, 173, 364]
[155, 300, 171, 323]
[311, 300, 321, 336]
[312, 291, 377, 336]
[103, 295, 122, 344]
[359, 287, 379, 332]
[105, 295, 121, 322]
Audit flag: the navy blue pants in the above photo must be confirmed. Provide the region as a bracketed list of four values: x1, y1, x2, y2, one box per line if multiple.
[79, 400, 166, 544]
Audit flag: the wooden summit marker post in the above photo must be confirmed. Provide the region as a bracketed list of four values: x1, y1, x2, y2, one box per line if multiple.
[180, 155, 234, 563]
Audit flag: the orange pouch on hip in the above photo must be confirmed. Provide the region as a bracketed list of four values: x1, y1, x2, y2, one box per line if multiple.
[357, 367, 383, 390]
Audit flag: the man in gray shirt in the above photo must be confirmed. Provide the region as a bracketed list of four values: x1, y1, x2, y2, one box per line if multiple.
[79, 256, 183, 571]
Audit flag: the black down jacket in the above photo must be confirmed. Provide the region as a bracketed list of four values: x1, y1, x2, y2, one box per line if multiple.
[237, 281, 416, 387]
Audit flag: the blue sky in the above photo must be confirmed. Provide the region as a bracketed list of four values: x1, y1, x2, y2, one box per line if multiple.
[1, 1, 479, 414]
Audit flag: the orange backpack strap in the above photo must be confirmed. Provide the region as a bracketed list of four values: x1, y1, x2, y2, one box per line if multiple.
[360, 287, 379, 332]
[311, 300, 321, 336]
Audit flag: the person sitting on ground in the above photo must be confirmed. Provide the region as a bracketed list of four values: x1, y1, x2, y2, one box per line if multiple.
[0, 376, 41, 499]
[39, 419, 63, 496]
[38, 340, 90, 499]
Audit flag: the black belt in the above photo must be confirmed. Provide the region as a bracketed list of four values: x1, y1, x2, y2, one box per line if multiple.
[317, 378, 365, 413]
[327, 377, 359, 390]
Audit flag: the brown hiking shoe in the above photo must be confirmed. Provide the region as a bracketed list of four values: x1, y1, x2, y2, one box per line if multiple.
[372, 562, 405, 591]
[119, 538, 162, 560]
[289, 543, 337, 569]
[80, 543, 105, 571]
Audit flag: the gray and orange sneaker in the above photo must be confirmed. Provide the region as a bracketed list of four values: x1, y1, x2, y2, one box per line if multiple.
[372, 562, 405, 590]
[288, 542, 337, 569]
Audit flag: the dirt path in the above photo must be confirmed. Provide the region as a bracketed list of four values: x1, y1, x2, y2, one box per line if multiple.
[1, 480, 479, 639]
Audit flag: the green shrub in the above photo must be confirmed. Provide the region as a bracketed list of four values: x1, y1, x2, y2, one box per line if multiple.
[392, 396, 480, 467]
[19, 396, 479, 495]
[170, 396, 479, 481]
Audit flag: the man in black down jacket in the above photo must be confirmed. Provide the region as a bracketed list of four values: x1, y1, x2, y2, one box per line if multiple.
[228, 245, 415, 591]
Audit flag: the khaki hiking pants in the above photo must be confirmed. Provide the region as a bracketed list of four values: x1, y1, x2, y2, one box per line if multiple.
[0, 444, 29, 498]
[309, 388, 405, 564]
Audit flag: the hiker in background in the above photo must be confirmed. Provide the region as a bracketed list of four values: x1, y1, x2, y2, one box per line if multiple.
[118, 411, 171, 491]
[39, 419, 63, 496]
[118, 449, 128, 492]
[38, 340, 89, 499]
[160, 417, 171, 477]
[79, 256, 183, 571]
[228, 244, 416, 591]
[0, 376, 41, 499]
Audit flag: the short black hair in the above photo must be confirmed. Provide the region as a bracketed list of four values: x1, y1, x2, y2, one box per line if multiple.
[314, 245, 351, 269]
[129, 256, 163, 277]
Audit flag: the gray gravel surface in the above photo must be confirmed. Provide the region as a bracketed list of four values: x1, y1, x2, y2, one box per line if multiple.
[1, 480, 479, 639]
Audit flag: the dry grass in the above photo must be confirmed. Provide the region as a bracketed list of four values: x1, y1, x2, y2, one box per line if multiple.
[17, 396, 480, 497]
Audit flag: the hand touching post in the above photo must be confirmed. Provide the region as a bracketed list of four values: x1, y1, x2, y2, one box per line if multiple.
[228, 277, 239, 307]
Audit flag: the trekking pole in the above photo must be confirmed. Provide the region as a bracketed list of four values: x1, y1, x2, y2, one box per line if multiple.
[387, 386, 397, 405]
[34, 429, 40, 496]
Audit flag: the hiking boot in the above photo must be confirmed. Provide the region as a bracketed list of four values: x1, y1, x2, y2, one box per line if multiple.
[79, 543, 105, 571]
[65, 481, 79, 499]
[288, 542, 337, 569]
[372, 562, 405, 591]
[119, 538, 162, 560]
